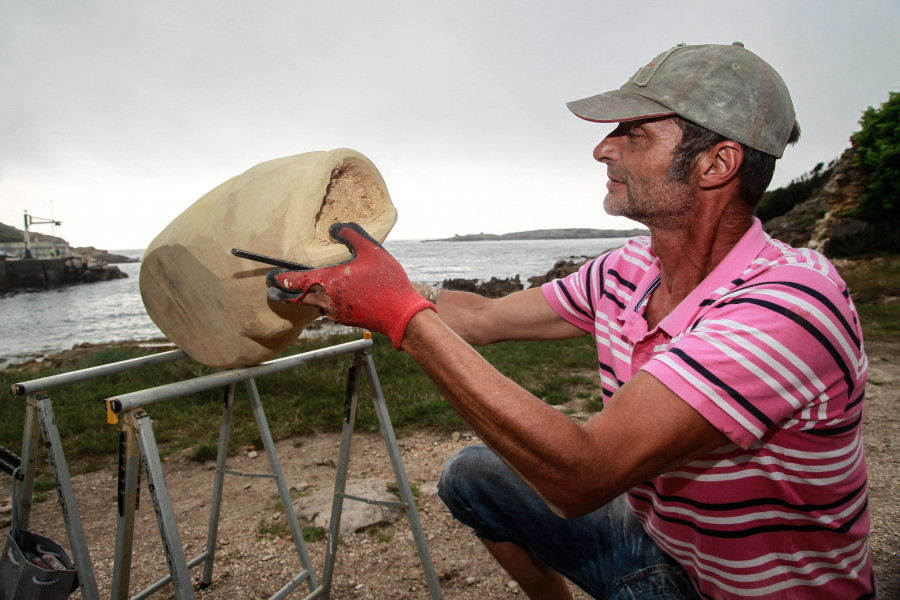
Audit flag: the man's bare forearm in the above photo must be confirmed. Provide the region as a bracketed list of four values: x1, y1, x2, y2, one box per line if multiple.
[427, 289, 497, 344]
[424, 287, 585, 345]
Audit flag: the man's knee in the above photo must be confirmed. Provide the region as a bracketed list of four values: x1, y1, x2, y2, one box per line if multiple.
[437, 444, 492, 514]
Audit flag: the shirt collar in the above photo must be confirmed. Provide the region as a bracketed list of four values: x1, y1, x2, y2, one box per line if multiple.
[657, 217, 769, 336]
[620, 259, 662, 342]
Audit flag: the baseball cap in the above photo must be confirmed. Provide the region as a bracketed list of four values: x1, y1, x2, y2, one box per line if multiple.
[567, 42, 796, 158]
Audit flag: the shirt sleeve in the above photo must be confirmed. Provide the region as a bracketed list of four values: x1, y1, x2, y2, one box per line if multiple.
[541, 257, 603, 333]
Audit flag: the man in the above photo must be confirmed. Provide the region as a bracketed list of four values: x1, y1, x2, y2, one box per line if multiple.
[268, 42, 875, 599]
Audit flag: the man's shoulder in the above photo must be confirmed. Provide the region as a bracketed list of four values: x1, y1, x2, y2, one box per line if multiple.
[716, 236, 859, 332]
[745, 236, 849, 294]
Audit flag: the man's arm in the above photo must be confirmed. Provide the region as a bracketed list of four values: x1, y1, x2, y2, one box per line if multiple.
[292, 283, 584, 345]
[268, 223, 728, 515]
[402, 309, 728, 517]
[430, 287, 586, 345]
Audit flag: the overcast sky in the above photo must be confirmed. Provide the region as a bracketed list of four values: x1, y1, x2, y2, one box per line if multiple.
[2, 1, 899, 250]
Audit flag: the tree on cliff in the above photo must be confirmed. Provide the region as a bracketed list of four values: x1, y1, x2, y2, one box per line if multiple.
[849, 91, 900, 224]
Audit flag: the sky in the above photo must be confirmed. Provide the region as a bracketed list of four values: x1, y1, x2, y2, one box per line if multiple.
[2, 1, 899, 250]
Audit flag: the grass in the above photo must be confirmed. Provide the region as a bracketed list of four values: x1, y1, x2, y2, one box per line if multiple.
[366, 525, 393, 543]
[302, 525, 326, 543]
[258, 522, 289, 539]
[2, 253, 895, 478]
[387, 480, 420, 501]
[258, 521, 326, 543]
[1, 332, 597, 476]
[837, 254, 900, 342]
[190, 443, 219, 463]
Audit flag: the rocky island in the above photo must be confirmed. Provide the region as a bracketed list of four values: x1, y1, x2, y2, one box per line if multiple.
[431, 227, 648, 242]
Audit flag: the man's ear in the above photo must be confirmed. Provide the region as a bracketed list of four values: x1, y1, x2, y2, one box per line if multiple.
[695, 141, 743, 189]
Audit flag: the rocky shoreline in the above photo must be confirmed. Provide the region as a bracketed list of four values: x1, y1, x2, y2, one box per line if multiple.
[0, 254, 129, 291]
[441, 257, 592, 297]
[71, 246, 140, 264]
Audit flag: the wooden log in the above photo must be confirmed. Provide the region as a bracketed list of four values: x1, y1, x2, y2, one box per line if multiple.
[139, 149, 397, 368]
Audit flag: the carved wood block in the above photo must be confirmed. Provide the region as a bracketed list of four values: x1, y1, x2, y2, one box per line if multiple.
[140, 149, 397, 368]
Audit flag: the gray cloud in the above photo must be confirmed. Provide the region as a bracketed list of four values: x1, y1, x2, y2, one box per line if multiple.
[2, 1, 898, 247]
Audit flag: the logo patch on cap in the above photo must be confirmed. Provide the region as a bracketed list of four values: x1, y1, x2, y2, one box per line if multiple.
[631, 43, 686, 87]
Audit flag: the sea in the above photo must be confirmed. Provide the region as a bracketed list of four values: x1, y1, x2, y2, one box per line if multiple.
[0, 237, 629, 366]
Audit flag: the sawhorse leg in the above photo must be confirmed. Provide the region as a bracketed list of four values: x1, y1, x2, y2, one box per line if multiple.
[122, 409, 196, 600]
[111, 419, 142, 600]
[19, 394, 101, 600]
[321, 351, 443, 599]
[198, 384, 235, 589]
[244, 377, 321, 598]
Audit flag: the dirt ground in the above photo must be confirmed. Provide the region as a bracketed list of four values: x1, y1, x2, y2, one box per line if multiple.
[4, 340, 899, 599]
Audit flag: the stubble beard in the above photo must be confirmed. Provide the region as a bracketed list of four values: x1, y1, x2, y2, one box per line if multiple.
[604, 171, 695, 229]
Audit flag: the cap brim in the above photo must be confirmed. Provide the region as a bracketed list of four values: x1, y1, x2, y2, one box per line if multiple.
[567, 89, 675, 123]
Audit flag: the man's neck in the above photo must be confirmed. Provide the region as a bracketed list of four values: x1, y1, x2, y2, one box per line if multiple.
[643, 203, 752, 328]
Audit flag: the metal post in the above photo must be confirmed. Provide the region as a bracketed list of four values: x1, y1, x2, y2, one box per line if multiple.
[31, 394, 102, 600]
[361, 352, 443, 599]
[200, 384, 236, 588]
[9, 337, 442, 600]
[11, 350, 186, 600]
[245, 377, 320, 598]
[321, 356, 364, 596]
[129, 410, 196, 600]
[111, 425, 142, 600]
[11, 349, 186, 397]
[108, 341, 372, 414]
[23, 210, 31, 258]
[15, 401, 40, 529]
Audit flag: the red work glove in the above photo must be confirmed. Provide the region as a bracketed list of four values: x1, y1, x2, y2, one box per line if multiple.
[266, 222, 436, 349]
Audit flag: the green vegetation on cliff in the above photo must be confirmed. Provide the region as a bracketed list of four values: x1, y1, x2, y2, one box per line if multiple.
[849, 91, 900, 224]
[755, 91, 900, 256]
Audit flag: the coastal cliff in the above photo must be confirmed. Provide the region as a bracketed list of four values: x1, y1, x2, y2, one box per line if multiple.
[761, 92, 899, 256]
[761, 145, 876, 254]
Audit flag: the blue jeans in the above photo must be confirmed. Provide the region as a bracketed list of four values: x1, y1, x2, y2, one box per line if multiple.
[437, 445, 701, 600]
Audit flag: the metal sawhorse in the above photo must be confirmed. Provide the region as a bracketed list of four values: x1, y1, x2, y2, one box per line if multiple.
[11, 336, 442, 599]
[10, 348, 188, 600]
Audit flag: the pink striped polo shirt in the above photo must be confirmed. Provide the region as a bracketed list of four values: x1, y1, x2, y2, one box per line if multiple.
[542, 219, 874, 599]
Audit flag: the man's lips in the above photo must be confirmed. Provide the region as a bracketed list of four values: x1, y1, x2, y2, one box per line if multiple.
[606, 174, 625, 190]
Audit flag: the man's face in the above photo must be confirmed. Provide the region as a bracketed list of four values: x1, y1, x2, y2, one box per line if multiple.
[593, 116, 695, 227]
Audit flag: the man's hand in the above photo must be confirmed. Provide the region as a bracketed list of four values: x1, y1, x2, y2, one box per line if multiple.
[266, 222, 436, 349]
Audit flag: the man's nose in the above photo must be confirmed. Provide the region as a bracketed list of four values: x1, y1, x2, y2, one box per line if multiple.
[593, 136, 614, 163]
